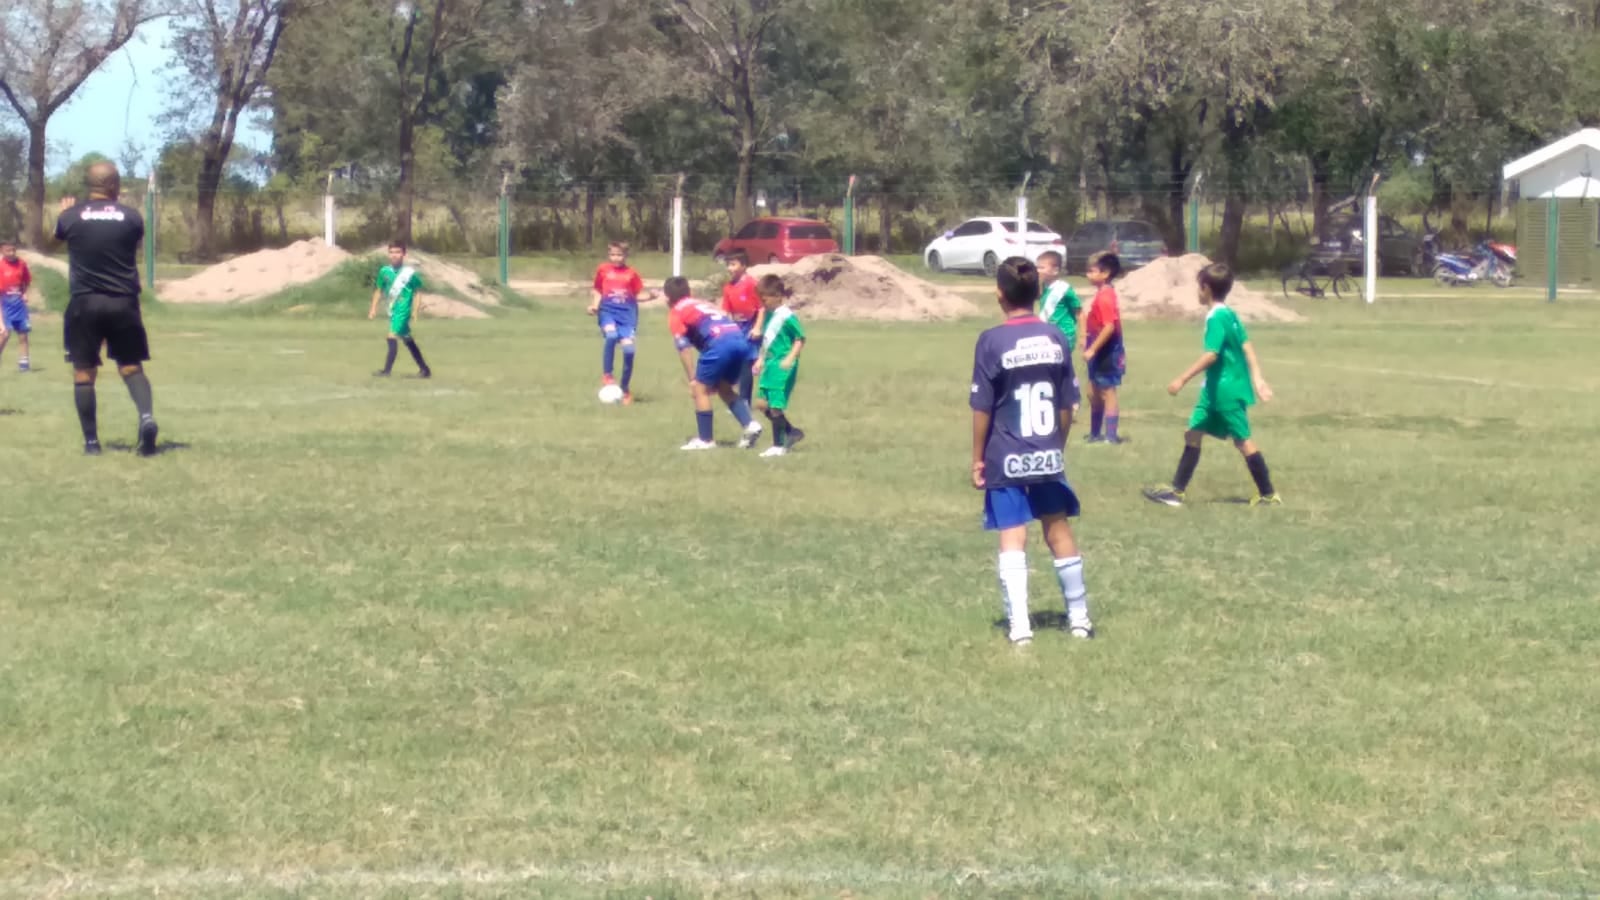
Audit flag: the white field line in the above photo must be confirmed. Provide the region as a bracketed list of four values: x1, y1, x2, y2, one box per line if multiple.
[1272, 358, 1594, 394]
[0, 861, 1580, 899]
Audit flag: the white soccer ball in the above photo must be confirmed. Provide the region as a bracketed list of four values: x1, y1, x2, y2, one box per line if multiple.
[598, 384, 624, 405]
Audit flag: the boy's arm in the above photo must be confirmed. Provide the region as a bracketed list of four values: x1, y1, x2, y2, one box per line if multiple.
[779, 337, 804, 370]
[1168, 352, 1218, 395]
[971, 409, 992, 490]
[368, 288, 382, 319]
[677, 346, 696, 382]
[20, 261, 30, 291]
[1084, 326, 1113, 360]
[1242, 340, 1274, 402]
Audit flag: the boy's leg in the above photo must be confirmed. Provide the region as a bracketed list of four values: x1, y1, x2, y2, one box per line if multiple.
[1174, 429, 1204, 491]
[619, 337, 636, 395]
[1088, 385, 1105, 439]
[0, 328, 9, 360]
[403, 337, 430, 376]
[1042, 514, 1093, 637]
[1103, 387, 1122, 442]
[996, 525, 1032, 644]
[1235, 436, 1279, 502]
[688, 380, 715, 446]
[600, 324, 619, 383]
[16, 329, 27, 369]
[377, 337, 398, 375]
[715, 381, 756, 429]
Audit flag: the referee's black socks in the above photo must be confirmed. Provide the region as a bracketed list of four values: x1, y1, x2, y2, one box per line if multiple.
[74, 383, 98, 443]
[123, 370, 154, 420]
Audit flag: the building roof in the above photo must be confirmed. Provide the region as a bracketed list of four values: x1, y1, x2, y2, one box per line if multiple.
[1503, 128, 1600, 180]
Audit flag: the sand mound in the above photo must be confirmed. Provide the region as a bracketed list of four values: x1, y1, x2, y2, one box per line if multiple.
[1118, 254, 1303, 323]
[162, 239, 352, 303]
[749, 254, 976, 321]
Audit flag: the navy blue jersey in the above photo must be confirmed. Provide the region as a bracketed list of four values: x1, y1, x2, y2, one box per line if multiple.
[970, 316, 1080, 488]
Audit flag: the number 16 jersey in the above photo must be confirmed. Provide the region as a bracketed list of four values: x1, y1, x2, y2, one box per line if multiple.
[969, 316, 1080, 488]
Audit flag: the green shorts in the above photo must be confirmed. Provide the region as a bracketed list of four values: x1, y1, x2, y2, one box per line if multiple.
[1188, 401, 1251, 441]
[758, 369, 797, 410]
[388, 302, 414, 339]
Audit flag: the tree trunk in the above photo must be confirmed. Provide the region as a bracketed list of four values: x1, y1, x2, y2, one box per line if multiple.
[1218, 189, 1247, 270]
[25, 122, 46, 249]
[193, 153, 225, 261]
[1310, 152, 1333, 239]
[584, 184, 597, 248]
[395, 113, 416, 244]
[447, 203, 478, 255]
[734, 118, 755, 228]
[878, 193, 892, 255]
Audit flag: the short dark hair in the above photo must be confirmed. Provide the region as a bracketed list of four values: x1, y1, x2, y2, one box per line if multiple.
[1198, 262, 1234, 301]
[1087, 250, 1122, 279]
[1036, 250, 1063, 269]
[608, 240, 629, 254]
[756, 274, 787, 299]
[996, 256, 1041, 310]
[725, 249, 749, 266]
[388, 240, 407, 252]
[663, 276, 691, 302]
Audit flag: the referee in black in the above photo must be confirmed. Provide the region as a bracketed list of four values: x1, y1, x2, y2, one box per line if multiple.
[55, 161, 159, 456]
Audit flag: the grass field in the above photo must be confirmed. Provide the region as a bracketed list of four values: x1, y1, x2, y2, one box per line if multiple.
[1, 287, 1598, 899]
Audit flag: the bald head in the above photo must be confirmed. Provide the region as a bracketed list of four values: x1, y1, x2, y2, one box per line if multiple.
[86, 161, 121, 200]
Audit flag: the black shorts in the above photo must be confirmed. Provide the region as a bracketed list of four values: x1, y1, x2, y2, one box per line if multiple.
[65, 293, 150, 369]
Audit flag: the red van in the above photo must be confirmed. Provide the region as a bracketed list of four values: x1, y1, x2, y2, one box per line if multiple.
[712, 217, 839, 265]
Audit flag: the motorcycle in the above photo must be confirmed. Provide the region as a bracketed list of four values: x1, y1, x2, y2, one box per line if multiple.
[1433, 241, 1516, 288]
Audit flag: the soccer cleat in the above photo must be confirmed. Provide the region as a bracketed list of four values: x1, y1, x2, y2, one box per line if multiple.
[1084, 435, 1107, 444]
[83, 440, 102, 456]
[787, 426, 806, 446]
[621, 392, 634, 406]
[137, 416, 159, 457]
[1009, 632, 1034, 647]
[1143, 485, 1186, 507]
[1250, 493, 1283, 507]
[372, 370, 391, 377]
[1105, 435, 1130, 445]
[18, 358, 28, 372]
[737, 421, 763, 449]
[418, 368, 432, 379]
[679, 438, 717, 451]
[601, 374, 616, 387]
[1067, 620, 1096, 640]
[760, 446, 787, 458]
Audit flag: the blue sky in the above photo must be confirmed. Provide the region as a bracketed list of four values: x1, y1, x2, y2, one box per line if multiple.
[42, 18, 272, 175]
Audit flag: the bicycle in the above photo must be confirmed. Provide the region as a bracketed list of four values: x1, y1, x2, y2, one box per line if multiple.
[1281, 257, 1355, 300]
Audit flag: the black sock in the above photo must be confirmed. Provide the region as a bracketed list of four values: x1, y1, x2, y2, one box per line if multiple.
[382, 338, 398, 373]
[74, 383, 98, 442]
[770, 410, 790, 447]
[123, 371, 154, 419]
[1174, 444, 1201, 492]
[404, 338, 429, 372]
[1245, 452, 1275, 496]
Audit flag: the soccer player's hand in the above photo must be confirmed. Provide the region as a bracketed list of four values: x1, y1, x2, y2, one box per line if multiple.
[779, 359, 794, 371]
[585, 301, 599, 316]
[971, 461, 986, 490]
[59, 196, 76, 212]
[367, 309, 376, 320]
[752, 359, 764, 376]
[1255, 378, 1274, 403]
[1167, 378, 1185, 396]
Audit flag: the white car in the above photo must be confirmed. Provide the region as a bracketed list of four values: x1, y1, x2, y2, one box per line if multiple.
[923, 217, 1065, 276]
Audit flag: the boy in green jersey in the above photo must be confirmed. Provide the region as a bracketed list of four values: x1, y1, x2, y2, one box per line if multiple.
[751, 274, 807, 458]
[367, 240, 432, 378]
[1143, 263, 1280, 507]
[1036, 250, 1083, 349]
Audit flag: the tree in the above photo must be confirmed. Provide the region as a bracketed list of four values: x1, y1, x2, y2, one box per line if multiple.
[0, 0, 166, 247]
[166, 0, 291, 259]
[657, 0, 796, 226]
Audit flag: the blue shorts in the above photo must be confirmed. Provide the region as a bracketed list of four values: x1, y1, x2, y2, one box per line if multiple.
[1, 296, 28, 334]
[1088, 349, 1125, 388]
[983, 479, 1081, 531]
[597, 302, 638, 341]
[695, 336, 753, 387]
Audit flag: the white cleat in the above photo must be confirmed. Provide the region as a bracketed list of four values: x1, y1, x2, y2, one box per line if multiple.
[737, 421, 763, 449]
[679, 438, 717, 451]
[759, 446, 788, 458]
[1009, 632, 1034, 647]
[1067, 618, 1097, 640]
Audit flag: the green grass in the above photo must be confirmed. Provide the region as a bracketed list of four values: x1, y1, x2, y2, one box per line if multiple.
[1, 294, 1598, 898]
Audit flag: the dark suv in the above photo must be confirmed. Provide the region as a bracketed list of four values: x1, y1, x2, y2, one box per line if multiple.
[1063, 220, 1166, 274]
[1311, 214, 1425, 276]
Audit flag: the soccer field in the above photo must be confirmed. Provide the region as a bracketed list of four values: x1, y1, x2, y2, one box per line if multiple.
[1, 292, 1597, 898]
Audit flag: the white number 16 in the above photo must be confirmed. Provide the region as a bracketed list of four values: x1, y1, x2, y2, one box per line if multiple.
[1013, 382, 1056, 438]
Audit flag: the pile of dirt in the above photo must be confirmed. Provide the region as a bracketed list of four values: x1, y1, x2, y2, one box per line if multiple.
[1117, 254, 1303, 323]
[749, 254, 976, 321]
[161, 239, 352, 303]
[389, 248, 504, 308]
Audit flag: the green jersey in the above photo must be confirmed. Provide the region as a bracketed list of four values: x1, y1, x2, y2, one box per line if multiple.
[761, 304, 805, 366]
[1200, 303, 1254, 407]
[1040, 280, 1082, 344]
[376, 264, 422, 312]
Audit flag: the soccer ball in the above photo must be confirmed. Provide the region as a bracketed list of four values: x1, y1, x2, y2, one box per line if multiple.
[598, 384, 624, 405]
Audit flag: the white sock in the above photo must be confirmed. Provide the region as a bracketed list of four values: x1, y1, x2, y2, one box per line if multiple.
[1055, 557, 1091, 624]
[998, 551, 1031, 640]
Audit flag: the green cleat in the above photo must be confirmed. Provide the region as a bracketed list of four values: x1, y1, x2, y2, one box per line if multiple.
[1250, 493, 1283, 507]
